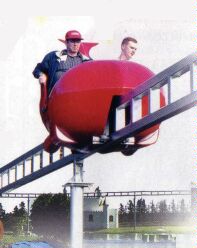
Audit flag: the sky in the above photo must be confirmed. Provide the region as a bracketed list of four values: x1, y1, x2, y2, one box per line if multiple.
[0, 1, 196, 211]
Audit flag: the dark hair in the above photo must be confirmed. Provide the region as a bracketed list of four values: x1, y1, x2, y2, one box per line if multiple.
[121, 37, 137, 46]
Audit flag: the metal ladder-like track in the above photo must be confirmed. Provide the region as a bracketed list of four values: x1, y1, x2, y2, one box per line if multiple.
[0, 190, 191, 199]
[0, 53, 196, 194]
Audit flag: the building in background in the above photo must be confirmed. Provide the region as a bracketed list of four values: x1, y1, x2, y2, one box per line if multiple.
[84, 197, 119, 230]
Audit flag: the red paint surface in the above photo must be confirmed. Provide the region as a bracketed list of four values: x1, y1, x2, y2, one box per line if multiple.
[43, 60, 165, 147]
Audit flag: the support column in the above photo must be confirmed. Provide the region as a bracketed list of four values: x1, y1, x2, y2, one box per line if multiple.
[71, 159, 83, 248]
[27, 196, 30, 234]
[66, 158, 92, 248]
[133, 194, 136, 230]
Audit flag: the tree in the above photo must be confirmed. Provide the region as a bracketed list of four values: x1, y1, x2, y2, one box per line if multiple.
[3, 202, 28, 234]
[135, 198, 146, 224]
[13, 202, 28, 234]
[126, 200, 135, 214]
[31, 193, 70, 241]
[158, 200, 168, 214]
[0, 203, 5, 219]
[136, 198, 146, 214]
[180, 199, 187, 213]
[170, 199, 177, 213]
[19, 202, 27, 215]
[119, 203, 126, 215]
[150, 200, 157, 214]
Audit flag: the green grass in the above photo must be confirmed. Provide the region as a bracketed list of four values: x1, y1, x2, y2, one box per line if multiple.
[93, 225, 195, 234]
[0, 234, 40, 246]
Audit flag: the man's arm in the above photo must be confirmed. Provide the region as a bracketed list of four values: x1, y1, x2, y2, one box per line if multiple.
[33, 52, 54, 85]
[32, 52, 53, 80]
[32, 61, 47, 79]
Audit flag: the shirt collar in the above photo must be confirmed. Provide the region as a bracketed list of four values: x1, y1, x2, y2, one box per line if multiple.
[61, 49, 82, 58]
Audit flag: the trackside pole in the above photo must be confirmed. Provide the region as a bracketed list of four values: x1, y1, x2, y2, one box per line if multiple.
[66, 157, 92, 248]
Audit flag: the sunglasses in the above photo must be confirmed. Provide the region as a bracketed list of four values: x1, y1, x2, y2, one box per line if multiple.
[67, 39, 81, 43]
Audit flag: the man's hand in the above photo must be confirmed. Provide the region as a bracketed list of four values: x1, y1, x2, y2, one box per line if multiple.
[39, 73, 47, 84]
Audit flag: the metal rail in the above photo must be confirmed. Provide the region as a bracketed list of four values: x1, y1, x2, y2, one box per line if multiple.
[0, 190, 191, 199]
[0, 52, 196, 194]
[0, 193, 42, 198]
[83, 190, 191, 198]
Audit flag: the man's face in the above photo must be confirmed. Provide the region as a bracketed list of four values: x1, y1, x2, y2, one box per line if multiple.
[121, 41, 137, 60]
[66, 39, 81, 55]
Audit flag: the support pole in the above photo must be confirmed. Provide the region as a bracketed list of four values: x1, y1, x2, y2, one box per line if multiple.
[27, 196, 30, 234]
[71, 159, 83, 248]
[133, 194, 136, 230]
[66, 157, 92, 248]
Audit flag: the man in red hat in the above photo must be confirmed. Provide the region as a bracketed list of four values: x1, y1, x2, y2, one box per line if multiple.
[33, 30, 90, 94]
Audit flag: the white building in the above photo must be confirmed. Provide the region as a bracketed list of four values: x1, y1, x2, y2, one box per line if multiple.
[84, 198, 119, 230]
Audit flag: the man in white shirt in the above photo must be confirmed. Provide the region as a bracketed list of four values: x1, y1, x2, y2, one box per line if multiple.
[119, 37, 159, 151]
[119, 37, 138, 61]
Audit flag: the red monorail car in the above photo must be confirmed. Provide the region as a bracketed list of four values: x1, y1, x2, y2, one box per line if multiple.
[40, 60, 165, 155]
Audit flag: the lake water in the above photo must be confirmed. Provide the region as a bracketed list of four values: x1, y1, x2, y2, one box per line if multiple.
[9, 233, 195, 248]
[83, 233, 195, 248]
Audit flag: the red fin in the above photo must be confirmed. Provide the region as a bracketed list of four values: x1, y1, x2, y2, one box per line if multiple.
[79, 42, 98, 58]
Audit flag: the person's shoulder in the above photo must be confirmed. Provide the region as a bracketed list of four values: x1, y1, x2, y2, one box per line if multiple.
[55, 49, 68, 59]
[44, 50, 59, 58]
